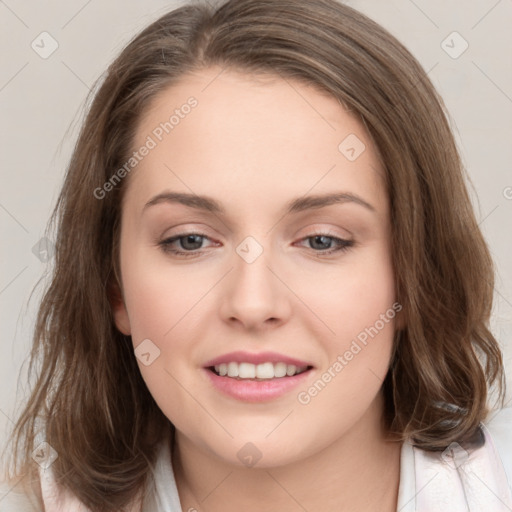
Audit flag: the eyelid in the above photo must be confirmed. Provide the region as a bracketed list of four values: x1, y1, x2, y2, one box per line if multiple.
[294, 223, 352, 239]
[293, 230, 354, 253]
[159, 224, 348, 245]
[160, 231, 218, 249]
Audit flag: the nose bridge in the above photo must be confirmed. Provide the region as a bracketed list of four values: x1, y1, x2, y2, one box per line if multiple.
[233, 234, 275, 300]
[220, 234, 290, 327]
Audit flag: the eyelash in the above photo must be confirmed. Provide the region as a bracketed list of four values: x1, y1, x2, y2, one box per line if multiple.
[158, 231, 354, 258]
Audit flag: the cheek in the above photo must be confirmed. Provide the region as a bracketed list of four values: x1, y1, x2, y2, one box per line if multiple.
[291, 243, 396, 406]
[295, 242, 396, 349]
[121, 272, 203, 431]
[120, 242, 209, 341]
[119, 246, 214, 422]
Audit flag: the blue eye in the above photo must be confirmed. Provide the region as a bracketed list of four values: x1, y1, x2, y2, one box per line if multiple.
[301, 234, 354, 254]
[159, 233, 212, 257]
[158, 232, 354, 258]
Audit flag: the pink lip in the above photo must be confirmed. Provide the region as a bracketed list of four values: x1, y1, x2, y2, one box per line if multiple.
[203, 367, 313, 402]
[203, 351, 312, 368]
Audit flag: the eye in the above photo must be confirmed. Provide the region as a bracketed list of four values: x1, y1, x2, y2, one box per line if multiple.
[296, 233, 354, 256]
[158, 231, 354, 259]
[159, 233, 215, 257]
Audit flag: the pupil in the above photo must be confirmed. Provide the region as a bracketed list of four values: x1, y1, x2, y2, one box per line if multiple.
[312, 235, 331, 250]
[182, 235, 202, 250]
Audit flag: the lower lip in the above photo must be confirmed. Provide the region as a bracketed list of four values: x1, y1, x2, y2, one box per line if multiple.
[203, 368, 313, 402]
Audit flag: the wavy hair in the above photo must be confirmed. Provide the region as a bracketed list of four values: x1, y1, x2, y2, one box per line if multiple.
[4, 0, 505, 510]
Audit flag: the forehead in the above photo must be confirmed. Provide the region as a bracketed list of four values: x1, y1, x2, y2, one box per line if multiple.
[124, 66, 387, 218]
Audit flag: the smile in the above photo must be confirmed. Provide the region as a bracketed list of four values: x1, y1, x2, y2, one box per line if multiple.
[211, 362, 309, 379]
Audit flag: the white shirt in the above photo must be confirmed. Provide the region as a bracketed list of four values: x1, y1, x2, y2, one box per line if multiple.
[2, 407, 511, 511]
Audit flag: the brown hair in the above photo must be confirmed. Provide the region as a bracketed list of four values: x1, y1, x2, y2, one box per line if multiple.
[4, 0, 505, 509]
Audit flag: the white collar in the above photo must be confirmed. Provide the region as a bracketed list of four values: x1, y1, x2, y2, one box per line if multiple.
[397, 422, 512, 511]
[39, 413, 512, 511]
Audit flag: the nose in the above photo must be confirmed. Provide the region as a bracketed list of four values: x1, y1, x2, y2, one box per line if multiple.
[219, 240, 292, 331]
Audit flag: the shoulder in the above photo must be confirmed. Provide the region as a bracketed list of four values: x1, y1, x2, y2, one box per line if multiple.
[398, 406, 512, 511]
[483, 405, 512, 483]
[0, 473, 44, 512]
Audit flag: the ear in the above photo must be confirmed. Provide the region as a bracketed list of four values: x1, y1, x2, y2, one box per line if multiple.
[108, 280, 131, 335]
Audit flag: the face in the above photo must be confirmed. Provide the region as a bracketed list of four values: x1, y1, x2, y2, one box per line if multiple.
[112, 66, 399, 468]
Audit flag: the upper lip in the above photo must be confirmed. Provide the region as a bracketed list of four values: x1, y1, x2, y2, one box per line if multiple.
[203, 351, 313, 368]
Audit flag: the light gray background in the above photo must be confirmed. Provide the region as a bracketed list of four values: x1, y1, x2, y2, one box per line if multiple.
[1, 0, 511, 455]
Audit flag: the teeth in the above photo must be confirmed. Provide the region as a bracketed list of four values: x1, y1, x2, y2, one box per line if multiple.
[213, 362, 308, 380]
[256, 362, 274, 379]
[227, 362, 238, 377]
[239, 362, 256, 378]
[286, 364, 297, 376]
[274, 362, 287, 378]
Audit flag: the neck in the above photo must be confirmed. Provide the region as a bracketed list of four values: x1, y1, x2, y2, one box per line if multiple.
[173, 394, 401, 512]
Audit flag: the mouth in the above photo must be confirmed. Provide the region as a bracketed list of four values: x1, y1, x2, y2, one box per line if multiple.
[208, 362, 312, 380]
[202, 353, 315, 402]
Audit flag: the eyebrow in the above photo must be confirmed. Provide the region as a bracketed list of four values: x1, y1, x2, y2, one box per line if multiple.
[143, 191, 376, 215]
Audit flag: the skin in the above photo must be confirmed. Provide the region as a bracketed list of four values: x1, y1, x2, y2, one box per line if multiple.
[112, 66, 403, 512]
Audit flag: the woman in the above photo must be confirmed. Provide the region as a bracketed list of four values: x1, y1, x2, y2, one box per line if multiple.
[2, 0, 510, 510]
